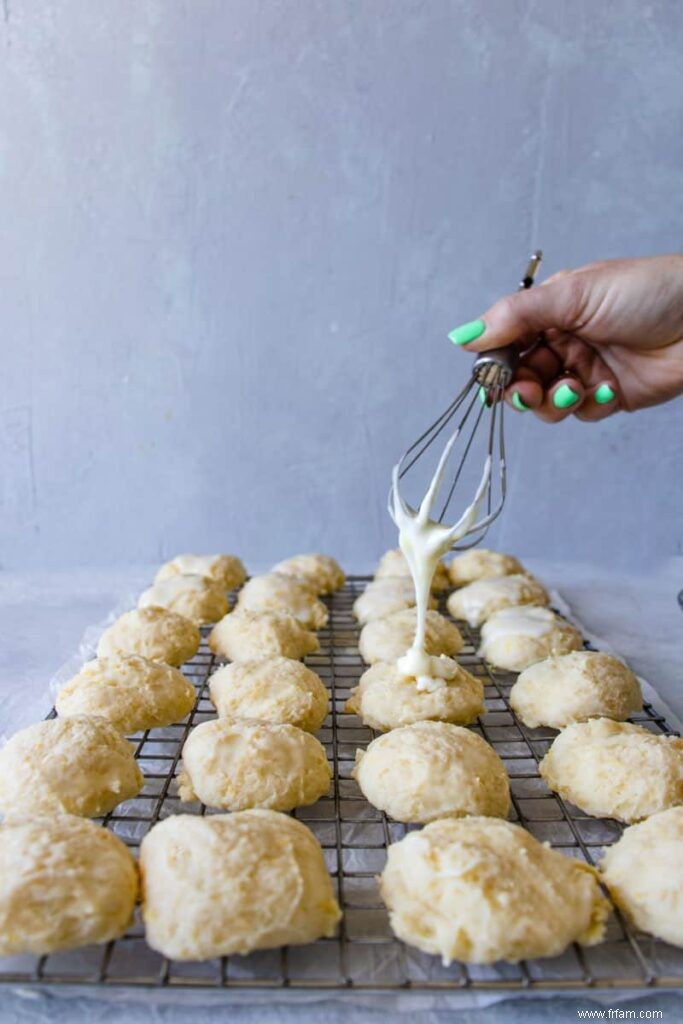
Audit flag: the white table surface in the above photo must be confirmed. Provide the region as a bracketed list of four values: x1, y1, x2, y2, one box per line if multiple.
[0, 560, 681, 1023]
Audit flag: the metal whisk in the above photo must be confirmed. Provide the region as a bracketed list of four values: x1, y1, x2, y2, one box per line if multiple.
[389, 250, 543, 550]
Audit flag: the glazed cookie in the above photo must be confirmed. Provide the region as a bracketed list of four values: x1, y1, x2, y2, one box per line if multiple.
[540, 718, 683, 823]
[447, 573, 549, 627]
[346, 661, 484, 732]
[510, 651, 642, 729]
[479, 607, 583, 672]
[380, 818, 608, 964]
[236, 573, 328, 629]
[0, 716, 143, 818]
[353, 577, 437, 625]
[138, 574, 228, 625]
[271, 554, 345, 594]
[374, 548, 450, 591]
[600, 807, 683, 947]
[155, 553, 246, 591]
[56, 654, 195, 735]
[97, 606, 200, 666]
[140, 811, 341, 960]
[447, 548, 524, 587]
[354, 721, 510, 823]
[178, 718, 331, 811]
[209, 657, 328, 732]
[0, 815, 138, 955]
[359, 608, 463, 665]
[208, 610, 319, 662]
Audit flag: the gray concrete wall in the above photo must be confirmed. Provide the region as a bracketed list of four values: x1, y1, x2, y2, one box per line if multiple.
[1, 0, 681, 573]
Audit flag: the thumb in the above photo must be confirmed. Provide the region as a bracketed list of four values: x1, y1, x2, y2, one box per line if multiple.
[448, 275, 585, 352]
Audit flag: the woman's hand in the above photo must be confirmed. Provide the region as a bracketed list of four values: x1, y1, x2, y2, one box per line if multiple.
[448, 254, 683, 422]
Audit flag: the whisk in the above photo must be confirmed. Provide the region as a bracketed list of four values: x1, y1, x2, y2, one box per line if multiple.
[389, 250, 543, 550]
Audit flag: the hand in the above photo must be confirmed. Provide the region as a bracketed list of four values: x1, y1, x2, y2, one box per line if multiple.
[449, 255, 683, 422]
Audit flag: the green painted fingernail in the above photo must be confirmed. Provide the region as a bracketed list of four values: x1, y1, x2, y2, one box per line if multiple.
[512, 391, 529, 411]
[448, 318, 485, 346]
[595, 383, 615, 405]
[553, 383, 580, 409]
[478, 386, 488, 405]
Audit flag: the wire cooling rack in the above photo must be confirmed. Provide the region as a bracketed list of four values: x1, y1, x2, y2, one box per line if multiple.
[0, 575, 682, 992]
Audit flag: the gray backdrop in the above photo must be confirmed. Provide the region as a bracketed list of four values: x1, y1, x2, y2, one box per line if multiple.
[1, 0, 681, 573]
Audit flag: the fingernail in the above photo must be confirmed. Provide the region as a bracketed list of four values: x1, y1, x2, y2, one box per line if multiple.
[594, 383, 615, 405]
[448, 318, 485, 346]
[478, 386, 489, 406]
[553, 383, 580, 409]
[512, 391, 529, 412]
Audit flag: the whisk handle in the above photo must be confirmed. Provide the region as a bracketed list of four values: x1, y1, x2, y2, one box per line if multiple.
[472, 345, 519, 388]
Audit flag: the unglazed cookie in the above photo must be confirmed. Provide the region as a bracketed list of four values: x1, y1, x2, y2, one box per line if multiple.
[208, 610, 319, 662]
[271, 554, 345, 594]
[540, 718, 683, 823]
[447, 573, 549, 627]
[374, 548, 450, 592]
[237, 573, 328, 629]
[447, 548, 524, 587]
[359, 608, 463, 665]
[56, 654, 195, 735]
[209, 657, 328, 732]
[346, 661, 484, 732]
[380, 817, 608, 965]
[155, 553, 246, 591]
[97, 606, 200, 666]
[178, 718, 331, 811]
[0, 815, 138, 955]
[138, 574, 228, 625]
[0, 716, 143, 818]
[510, 651, 642, 729]
[479, 607, 583, 672]
[354, 721, 510, 823]
[353, 577, 437, 625]
[600, 807, 683, 947]
[140, 811, 341, 959]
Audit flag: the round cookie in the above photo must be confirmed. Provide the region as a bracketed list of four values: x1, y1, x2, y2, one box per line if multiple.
[600, 807, 683, 947]
[359, 608, 463, 665]
[0, 815, 138, 955]
[0, 716, 143, 818]
[353, 577, 437, 625]
[178, 718, 331, 811]
[271, 554, 345, 594]
[140, 810, 341, 959]
[374, 547, 450, 592]
[138, 574, 228, 625]
[236, 573, 328, 629]
[97, 606, 200, 666]
[209, 657, 328, 732]
[479, 607, 583, 672]
[346, 661, 484, 732]
[208, 610, 319, 662]
[510, 651, 642, 729]
[155, 553, 246, 590]
[447, 548, 524, 587]
[56, 654, 196, 734]
[447, 573, 549, 627]
[540, 718, 683, 823]
[380, 817, 608, 965]
[354, 721, 510, 823]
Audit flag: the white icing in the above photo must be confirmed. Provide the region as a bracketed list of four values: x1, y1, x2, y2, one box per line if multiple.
[397, 649, 460, 692]
[456, 574, 528, 623]
[480, 606, 556, 645]
[390, 435, 492, 688]
[171, 554, 219, 575]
